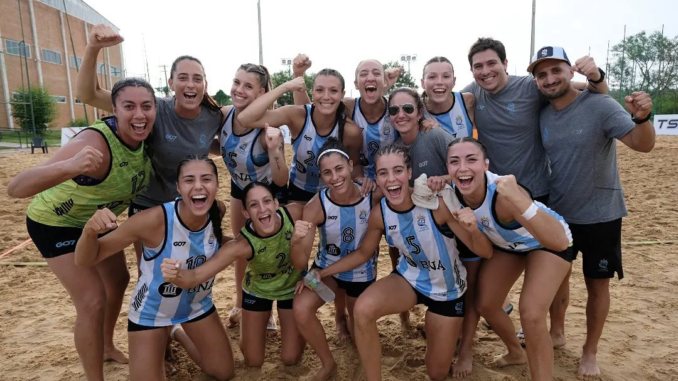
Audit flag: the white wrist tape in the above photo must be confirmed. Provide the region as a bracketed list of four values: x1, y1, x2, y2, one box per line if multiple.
[521, 203, 539, 221]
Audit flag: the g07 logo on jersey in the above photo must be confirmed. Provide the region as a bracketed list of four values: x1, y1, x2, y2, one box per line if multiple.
[55, 240, 76, 248]
[173, 241, 186, 247]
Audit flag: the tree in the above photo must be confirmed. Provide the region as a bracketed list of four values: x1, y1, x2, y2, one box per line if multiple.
[270, 70, 314, 106]
[155, 85, 170, 97]
[609, 30, 678, 99]
[382, 61, 418, 95]
[213, 90, 232, 106]
[11, 86, 58, 133]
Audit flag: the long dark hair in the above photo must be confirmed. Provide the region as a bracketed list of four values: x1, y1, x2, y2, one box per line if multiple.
[241, 181, 274, 209]
[314, 68, 347, 143]
[176, 155, 223, 245]
[170, 55, 222, 113]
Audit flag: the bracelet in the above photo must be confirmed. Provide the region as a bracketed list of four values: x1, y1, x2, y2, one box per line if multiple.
[521, 203, 539, 221]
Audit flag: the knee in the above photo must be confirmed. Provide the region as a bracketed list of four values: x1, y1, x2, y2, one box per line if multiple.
[585, 279, 610, 299]
[203, 364, 235, 381]
[352, 298, 377, 327]
[281, 351, 302, 366]
[426, 363, 449, 381]
[76, 290, 107, 315]
[519, 304, 547, 329]
[475, 297, 495, 318]
[293, 303, 315, 326]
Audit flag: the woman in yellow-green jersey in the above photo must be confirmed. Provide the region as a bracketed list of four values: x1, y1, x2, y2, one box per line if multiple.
[161, 181, 306, 368]
[7, 78, 155, 381]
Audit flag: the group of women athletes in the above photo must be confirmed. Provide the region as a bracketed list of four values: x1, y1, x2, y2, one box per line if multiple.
[7, 22, 576, 381]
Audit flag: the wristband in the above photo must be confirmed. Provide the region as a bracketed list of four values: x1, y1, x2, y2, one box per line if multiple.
[521, 203, 539, 221]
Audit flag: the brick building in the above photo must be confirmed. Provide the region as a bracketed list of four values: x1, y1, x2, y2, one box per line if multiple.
[0, 0, 123, 129]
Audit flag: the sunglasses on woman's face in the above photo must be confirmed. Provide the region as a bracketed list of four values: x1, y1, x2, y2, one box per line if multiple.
[388, 103, 416, 116]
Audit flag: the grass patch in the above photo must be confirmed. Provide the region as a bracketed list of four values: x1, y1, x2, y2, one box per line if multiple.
[0, 129, 61, 146]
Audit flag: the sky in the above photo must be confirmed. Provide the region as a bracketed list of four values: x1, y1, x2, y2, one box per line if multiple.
[84, 0, 678, 97]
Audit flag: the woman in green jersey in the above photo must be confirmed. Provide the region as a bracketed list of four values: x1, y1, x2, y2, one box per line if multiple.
[7, 78, 155, 381]
[161, 182, 306, 367]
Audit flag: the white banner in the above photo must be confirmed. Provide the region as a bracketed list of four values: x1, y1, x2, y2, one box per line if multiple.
[60, 127, 86, 146]
[654, 115, 678, 135]
[280, 125, 292, 144]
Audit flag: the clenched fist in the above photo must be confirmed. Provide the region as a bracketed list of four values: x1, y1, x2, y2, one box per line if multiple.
[70, 146, 104, 175]
[292, 220, 314, 242]
[84, 208, 118, 235]
[624, 91, 653, 120]
[293, 54, 312, 77]
[88, 24, 124, 49]
[452, 207, 479, 233]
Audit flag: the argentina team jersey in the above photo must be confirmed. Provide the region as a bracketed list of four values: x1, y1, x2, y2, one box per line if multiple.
[352, 98, 399, 180]
[454, 171, 572, 252]
[220, 108, 272, 190]
[128, 199, 219, 327]
[315, 185, 376, 282]
[429, 92, 473, 138]
[381, 199, 467, 301]
[289, 104, 340, 193]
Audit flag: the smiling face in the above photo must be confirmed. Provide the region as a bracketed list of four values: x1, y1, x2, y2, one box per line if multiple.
[112, 86, 155, 146]
[354, 60, 386, 105]
[388, 91, 422, 136]
[243, 185, 280, 236]
[169, 58, 206, 111]
[471, 49, 509, 94]
[231, 69, 266, 109]
[422, 61, 456, 105]
[176, 160, 218, 217]
[375, 153, 412, 206]
[312, 74, 345, 116]
[533, 60, 574, 99]
[447, 141, 488, 198]
[319, 152, 353, 195]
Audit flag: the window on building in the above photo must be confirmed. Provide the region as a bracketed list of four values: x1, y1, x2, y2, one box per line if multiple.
[70, 55, 83, 69]
[42, 49, 62, 65]
[97, 63, 106, 74]
[110, 66, 122, 77]
[51, 95, 67, 103]
[5, 39, 31, 58]
[74, 99, 83, 104]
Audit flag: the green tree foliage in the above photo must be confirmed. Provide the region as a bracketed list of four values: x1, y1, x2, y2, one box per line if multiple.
[609, 30, 678, 113]
[69, 117, 90, 127]
[11, 86, 58, 133]
[382, 61, 418, 95]
[213, 90, 232, 106]
[270, 70, 314, 106]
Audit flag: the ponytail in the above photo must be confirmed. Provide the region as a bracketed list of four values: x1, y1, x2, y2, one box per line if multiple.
[208, 200, 223, 247]
[336, 101, 346, 144]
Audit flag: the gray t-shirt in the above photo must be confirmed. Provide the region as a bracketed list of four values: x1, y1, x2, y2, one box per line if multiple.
[135, 97, 223, 207]
[462, 76, 550, 197]
[397, 127, 455, 186]
[540, 91, 635, 224]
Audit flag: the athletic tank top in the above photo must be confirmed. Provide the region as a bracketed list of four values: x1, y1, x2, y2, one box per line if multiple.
[241, 206, 302, 300]
[27, 118, 150, 228]
[454, 171, 572, 252]
[134, 97, 223, 207]
[128, 199, 219, 327]
[289, 104, 340, 193]
[381, 199, 467, 301]
[219, 108, 271, 190]
[429, 92, 473, 138]
[352, 97, 399, 180]
[314, 185, 376, 282]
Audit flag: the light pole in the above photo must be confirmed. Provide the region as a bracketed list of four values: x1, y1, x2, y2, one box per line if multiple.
[257, 0, 263, 65]
[281, 58, 292, 75]
[530, 0, 536, 59]
[400, 54, 417, 73]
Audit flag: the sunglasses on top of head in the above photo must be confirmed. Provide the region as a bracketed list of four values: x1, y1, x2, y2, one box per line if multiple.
[388, 103, 416, 116]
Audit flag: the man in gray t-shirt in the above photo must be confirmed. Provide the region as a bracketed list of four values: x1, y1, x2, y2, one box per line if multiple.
[532, 46, 655, 379]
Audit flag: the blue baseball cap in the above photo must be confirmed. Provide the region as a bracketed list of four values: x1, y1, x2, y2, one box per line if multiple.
[527, 46, 571, 73]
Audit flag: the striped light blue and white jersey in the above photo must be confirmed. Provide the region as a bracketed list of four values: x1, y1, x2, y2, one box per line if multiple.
[128, 199, 219, 327]
[220, 108, 272, 190]
[289, 104, 340, 193]
[381, 199, 467, 301]
[429, 92, 473, 138]
[352, 97, 399, 180]
[454, 171, 572, 252]
[314, 184, 376, 282]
